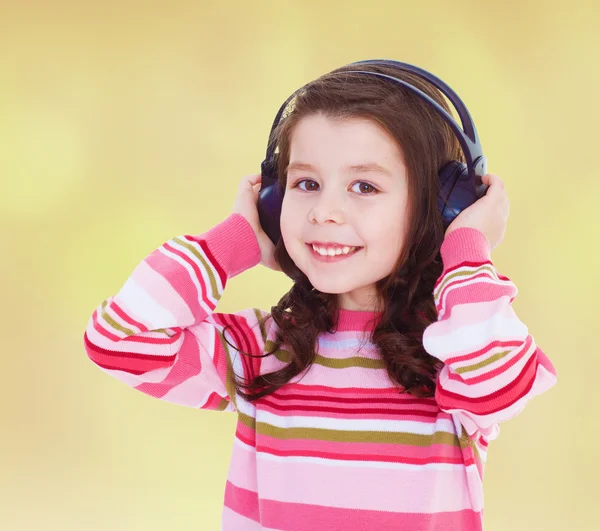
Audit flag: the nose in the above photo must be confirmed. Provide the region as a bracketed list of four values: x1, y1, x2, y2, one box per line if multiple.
[308, 190, 345, 224]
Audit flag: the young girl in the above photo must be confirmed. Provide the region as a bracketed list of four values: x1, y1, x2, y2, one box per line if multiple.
[83, 62, 558, 530]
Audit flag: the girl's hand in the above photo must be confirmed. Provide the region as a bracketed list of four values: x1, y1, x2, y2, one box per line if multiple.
[444, 173, 510, 251]
[232, 173, 282, 272]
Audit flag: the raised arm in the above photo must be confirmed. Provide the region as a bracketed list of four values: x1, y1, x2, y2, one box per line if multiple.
[83, 213, 271, 412]
[423, 227, 558, 441]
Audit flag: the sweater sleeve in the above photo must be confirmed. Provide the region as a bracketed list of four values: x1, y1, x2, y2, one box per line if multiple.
[422, 227, 558, 442]
[83, 213, 271, 412]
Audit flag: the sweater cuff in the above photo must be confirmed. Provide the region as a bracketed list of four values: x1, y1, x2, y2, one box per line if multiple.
[440, 227, 491, 269]
[201, 213, 262, 278]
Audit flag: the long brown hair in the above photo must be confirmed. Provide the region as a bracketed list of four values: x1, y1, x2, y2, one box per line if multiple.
[224, 62, 464, 400]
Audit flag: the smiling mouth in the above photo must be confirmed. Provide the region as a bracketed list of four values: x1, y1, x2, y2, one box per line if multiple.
[306, 243, 363, 262]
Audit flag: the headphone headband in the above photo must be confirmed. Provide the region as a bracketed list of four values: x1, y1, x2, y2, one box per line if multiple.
[263, 59, 486, 181]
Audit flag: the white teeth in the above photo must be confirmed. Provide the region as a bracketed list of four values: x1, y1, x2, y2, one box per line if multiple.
[311, 244, 358, 256]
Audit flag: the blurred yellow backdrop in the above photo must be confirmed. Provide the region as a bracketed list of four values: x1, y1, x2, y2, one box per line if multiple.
[1, 1, 597, 530]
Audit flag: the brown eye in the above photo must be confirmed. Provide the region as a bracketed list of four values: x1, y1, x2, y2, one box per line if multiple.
[351, 181, 379, 195]
[294, 179, 319, 191]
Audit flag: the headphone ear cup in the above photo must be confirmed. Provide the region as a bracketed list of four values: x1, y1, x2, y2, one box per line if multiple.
[257, 153, 284, 246]
[438, 159, 489, 230]
[437, 160, 468, 228]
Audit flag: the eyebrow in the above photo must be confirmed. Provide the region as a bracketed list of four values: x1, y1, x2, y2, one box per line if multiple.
[286, 161, 393, 177]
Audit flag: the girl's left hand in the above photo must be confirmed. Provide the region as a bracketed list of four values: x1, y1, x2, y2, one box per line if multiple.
[444, 173, 510, 251]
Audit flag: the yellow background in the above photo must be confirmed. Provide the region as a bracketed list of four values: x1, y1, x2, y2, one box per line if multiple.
[1, 1, 597, 529]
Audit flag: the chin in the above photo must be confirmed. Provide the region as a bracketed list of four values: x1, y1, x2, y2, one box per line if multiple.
[306, 276, 356, 295]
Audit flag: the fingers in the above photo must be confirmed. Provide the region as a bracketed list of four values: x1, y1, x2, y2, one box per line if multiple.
[484, 174, 510, 219]
[241, 173, 261, 186]
[483, 174, 507, 199]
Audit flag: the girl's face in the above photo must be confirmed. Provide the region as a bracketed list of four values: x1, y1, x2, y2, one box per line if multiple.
[280, 113, 410, 312]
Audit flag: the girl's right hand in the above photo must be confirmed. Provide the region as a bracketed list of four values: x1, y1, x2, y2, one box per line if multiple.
[232, 173, 282, 272]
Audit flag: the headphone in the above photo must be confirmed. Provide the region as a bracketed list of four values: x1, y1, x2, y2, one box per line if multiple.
[257, 59, 489, 247]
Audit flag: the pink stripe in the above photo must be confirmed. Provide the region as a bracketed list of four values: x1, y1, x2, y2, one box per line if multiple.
[203, 392, 224, 409]
[134, 332, 203, 398]
[228, 443, 478, 513]
[192, 233, 227, 286]
[438, 269, 504, 304]
[90, 307, 123, 343]
[437, 277, 515, 320]
[89, 309, 182, 354]
[261, 498, 481, 530]
[218, 312, 254, 383]
[223, 481, 260, 523]
[257, 400, 441, 422]
[265, 389, 440, 407]
[210, 325, 232, 397]
[255, 435, 463, 463]
[255, 446, 467, 466]
[437, 351, 539, 414]
[84, 335, 175, 374]
[143, 243, 210, 323]
[445, 336, 535, 386]
[444, 338, 523, 369]
[278, 383, 434, 398]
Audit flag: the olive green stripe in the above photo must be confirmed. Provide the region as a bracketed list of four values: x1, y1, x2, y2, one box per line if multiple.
[265, 340, 386, 370]
[100, 300, 135, 336]
[239, 412, 256, 430]
[434, 264, 497, 300]
[239, 413, 459, 447]
[215, 398, 230, 411]
[254, 308, 268, 343]
[172, 236, 221, 303]
[458, 425, 482, 464]
[455, 348, 512, 374]
[100, 300, 171, 337]
[256, 422, 460, 447]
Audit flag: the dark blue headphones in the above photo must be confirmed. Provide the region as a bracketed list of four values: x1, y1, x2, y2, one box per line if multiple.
[257, 59, 489, 246]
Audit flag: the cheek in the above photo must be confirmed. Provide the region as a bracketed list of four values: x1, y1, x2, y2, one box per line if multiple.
[279, 207, 294, 237]
[279, 205, 302, 245]
[364, 217, 406, 255]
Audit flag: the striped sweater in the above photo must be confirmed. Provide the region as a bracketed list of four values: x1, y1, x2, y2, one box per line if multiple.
[83, 212, 558, 531]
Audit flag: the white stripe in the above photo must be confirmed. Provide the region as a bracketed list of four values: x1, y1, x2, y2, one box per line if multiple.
[423, 305, 528, 358]
[317, 337, 375, 349]
[255, 410, 456, 435]
[236, 393, 257, 417]
[87, 315, 174, 356]
[115, 273, 179, 333]
[252, 444, 474, 471]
